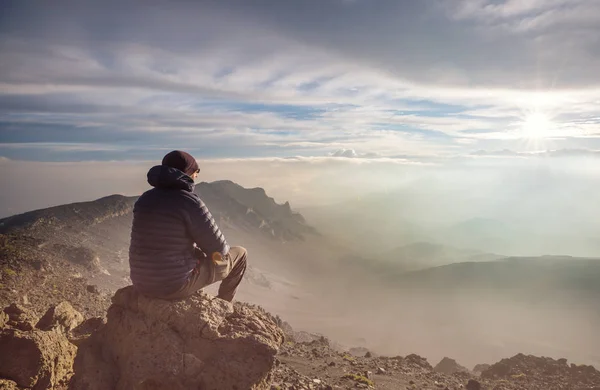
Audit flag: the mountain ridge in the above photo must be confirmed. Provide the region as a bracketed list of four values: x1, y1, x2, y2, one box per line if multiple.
[0, 181, 316, 243]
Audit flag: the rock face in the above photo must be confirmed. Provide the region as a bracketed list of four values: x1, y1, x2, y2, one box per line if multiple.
[434, 357, 469, 374]
[0, 304, 78, 389]
[70, 286, 285, 390]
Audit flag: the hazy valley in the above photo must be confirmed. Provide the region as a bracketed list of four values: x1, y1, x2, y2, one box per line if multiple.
[2, 179, 599, 379]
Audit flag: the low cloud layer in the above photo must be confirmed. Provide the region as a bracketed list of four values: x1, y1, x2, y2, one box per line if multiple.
[3, 152, 600, 228]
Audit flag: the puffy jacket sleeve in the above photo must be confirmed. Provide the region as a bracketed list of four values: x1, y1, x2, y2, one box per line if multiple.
[184, 196, 230, 257]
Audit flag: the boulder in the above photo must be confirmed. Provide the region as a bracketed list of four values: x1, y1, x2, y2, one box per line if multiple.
[86, 285, 100, 294]
[433, 357, 469, 374]
[70, 286, 285, 390]
[465, 379, 482, 390]
[36, 301, 84, 333]
[0, 327, 77, 389]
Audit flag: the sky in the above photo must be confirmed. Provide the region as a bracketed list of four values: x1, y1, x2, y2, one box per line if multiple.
[1, 0, 600, 216]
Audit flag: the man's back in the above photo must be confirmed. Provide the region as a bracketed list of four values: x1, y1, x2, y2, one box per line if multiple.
[129, 164, 228, 297]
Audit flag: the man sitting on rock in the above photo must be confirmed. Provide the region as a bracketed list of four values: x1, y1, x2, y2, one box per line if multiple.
[128, 150, 247, 302]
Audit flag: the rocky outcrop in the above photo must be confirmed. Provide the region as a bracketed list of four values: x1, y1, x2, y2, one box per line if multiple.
[0, 303, 78, 389]
[433, 357, 469, 374]
[481, 353, 600, 389]
[70, 286, 285, 390]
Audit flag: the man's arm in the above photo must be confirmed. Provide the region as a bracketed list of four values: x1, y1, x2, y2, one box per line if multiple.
[185, 197, 230, 258]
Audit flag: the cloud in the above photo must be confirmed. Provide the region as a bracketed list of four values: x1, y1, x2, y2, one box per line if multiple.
[0, 154, 434, 217]
[0, 0, 599, 163]
[470, 148, 600, 159]
[329, 148, 386, 159]
[330, 148, 358, 158]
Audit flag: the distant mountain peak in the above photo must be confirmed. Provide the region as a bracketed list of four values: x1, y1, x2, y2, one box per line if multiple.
[196, 180, 316, 241]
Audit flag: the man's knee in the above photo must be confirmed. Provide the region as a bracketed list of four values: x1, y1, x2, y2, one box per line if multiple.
[228, 246, 247, 270]
[230, 246, 247, 262]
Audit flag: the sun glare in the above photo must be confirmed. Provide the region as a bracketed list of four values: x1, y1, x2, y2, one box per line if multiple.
[521, 112, 554, 139]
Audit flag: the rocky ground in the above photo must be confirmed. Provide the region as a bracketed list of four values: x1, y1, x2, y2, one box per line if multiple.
[271, 336, 600, 390]
[3, 232, 600, 389]
[0, 233, 111, 319]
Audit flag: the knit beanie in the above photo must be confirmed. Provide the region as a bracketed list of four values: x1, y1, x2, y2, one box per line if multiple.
[161, 150, 199, 176]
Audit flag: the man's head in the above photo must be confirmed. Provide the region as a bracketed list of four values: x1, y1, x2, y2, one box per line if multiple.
[162, 150, 200, 180]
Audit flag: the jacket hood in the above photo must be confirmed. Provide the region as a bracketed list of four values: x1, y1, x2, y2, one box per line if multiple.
[147, 165, 195, 192]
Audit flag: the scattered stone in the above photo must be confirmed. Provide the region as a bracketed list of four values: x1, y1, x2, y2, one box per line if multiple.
[36, 301, 84, 333]
[70, 285, 285, 390]
[22, 294, 29, 305]
[377, 367, 386, 374]
[31, 258, 45, 270]
[86, 284, 100, 294]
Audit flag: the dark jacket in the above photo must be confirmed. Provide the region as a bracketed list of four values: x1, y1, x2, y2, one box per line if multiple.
[128, 165, 229, 296]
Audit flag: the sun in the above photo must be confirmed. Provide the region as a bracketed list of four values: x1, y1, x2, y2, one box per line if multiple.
[520, 112, 554, 139]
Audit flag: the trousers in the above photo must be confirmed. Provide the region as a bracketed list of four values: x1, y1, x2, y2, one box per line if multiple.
[162, 246, 247, 302]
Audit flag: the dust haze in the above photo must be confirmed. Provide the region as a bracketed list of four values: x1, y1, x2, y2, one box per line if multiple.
[2, 154, 600, 367]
